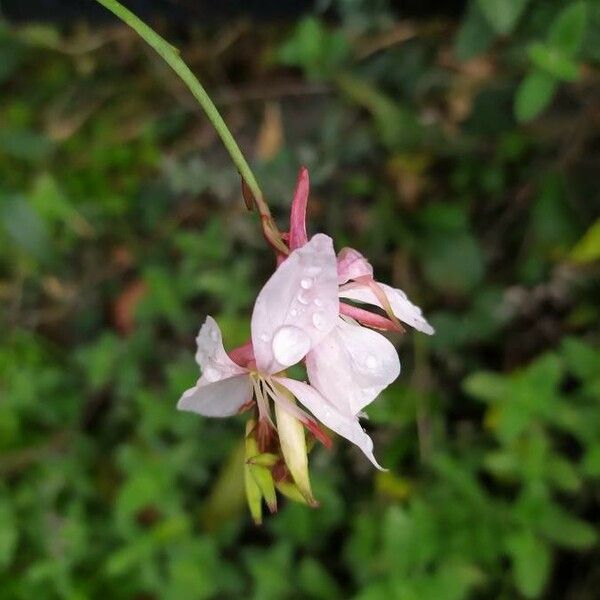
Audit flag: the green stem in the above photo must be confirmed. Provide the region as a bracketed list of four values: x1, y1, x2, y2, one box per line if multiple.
[94, 0, 276, 227]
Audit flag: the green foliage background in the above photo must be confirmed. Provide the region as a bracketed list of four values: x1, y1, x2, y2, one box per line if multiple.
[0, 1, 599, 598]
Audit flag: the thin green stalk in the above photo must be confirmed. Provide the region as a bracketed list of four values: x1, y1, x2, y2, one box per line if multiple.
[95, 0, 287, 253]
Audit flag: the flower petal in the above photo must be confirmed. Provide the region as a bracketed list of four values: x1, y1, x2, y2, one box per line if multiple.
[339, 302, 402, 332]
[339, 282, 434, 335]
[177, 374, 252, 417]
[251, 233, 339, 374]
[195, 316, 247, 382]
[336, 247, 373, 284]
[289, 167, 309, 251]
[276, 376, 384, 469]
[306, 319, 400, 415]
[228, 340, 255, 369]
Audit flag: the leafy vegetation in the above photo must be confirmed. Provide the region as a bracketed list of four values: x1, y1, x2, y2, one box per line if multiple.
[0, 1, 598, 598]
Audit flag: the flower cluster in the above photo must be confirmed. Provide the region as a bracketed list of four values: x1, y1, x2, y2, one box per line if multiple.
[178, 168, 433, 519]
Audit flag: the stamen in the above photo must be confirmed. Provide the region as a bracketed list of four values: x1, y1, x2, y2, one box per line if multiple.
[251, 375, 275, 429]
[263, 379, 332, 448]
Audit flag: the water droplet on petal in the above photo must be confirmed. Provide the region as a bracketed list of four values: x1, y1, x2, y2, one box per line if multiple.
[300, 277, 314, 289]
[365, 355, 378, 369]
[312, 312, 326, 330]
[313, 298, 323, 307]
[260, 333, 270, 342]
[210, 330, 219, 341]
[297, 292, 310, 305]
[306, 266, 322, 276]
[290, 308, 298, 317]
[271, 325, 311, 366]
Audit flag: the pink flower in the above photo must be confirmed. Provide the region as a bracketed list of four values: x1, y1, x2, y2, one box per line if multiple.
[289, 167, 434, 336]
[177, 233, 383, 469]
[285, 167, 434, 446]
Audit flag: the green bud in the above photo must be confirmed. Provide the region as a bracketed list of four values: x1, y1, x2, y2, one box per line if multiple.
[273, 386, 316, 505]
[275, 480, 318, 506]
[245, 420, 277, 515]
[244, 464, 263, 525]
[247, 452, 280, 468]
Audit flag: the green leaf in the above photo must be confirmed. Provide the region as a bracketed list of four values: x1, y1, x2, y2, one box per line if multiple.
[454, 1, 495, 60]
[538, 505, 597, 549]
[335, 73, 425, 151]
[463, 372, 509, 404]
[298, 557, 342, 600]
[164, 539, 221, 600]
[477, 0, 530, 35]
[277, 17, 349, 81]
[514, 70, 557, 122]
[202, 440, 246, 528]
[0, 497, 17, 569]
[0, 194, 51, 261]
[0, 128, 53, 162]
[548, 1, 588, 56]
[528, 42, 580, 81]
[506, 531, 551, 598]
[29, 173, 93, 236]
[569, 218, 600, 263]
[561, 337, 600, 382]
[418, 204, 485, 296]
[582, 443, 600, 477]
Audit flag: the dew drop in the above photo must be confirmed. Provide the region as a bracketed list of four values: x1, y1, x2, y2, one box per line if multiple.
[260, 333, 270, 342]
[306, 266, 322, 276]
[312, 312, 326, 330]
[290, 308, 298, 317]
[271, 325, 311, 366]
[300, 277, 314, 289]
[313, 298, 324, 307]
[297, 292, 310, 305]
[210, 329, 219, 341]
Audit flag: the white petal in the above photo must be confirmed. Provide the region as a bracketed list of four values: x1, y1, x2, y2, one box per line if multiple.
[339, 282, 435, 335]
[276, 376, 385, 469]
[336, 247, 373, 284]
[251, 234, 339, 374]
[177, 374, 252, 417]
[195, 316, 247, 382]
[306, 319, 400, 415]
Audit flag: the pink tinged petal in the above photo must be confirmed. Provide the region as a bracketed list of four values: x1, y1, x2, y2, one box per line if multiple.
[289, 167, 309, 251]
[195, 316, 248, 382]
[251, 233, 340, 374]
[339, 302, 402, 332]
[177, 374, 252, 417]
[228, 340, 255, 369]
[306, 319, 400, 415]
[276, 377, 385, 470]
[339, 282, 435, 335]
[336, 247, 374, 284]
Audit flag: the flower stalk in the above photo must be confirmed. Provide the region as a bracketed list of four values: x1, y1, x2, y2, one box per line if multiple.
[94, 0, 288, 253]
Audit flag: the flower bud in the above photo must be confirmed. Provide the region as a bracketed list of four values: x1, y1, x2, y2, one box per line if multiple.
[244, 420, 277, 522]
[273, 387, 317, 506]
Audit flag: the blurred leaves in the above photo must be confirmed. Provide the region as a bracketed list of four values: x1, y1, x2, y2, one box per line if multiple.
[514, 71, 557, 122]
[477, 0, 530, 35]
[506, 530, 550, 598]
[278, 17, 350, 81]
[569, 218, 600, 263]
[515, 1, 589, 121]
[0, 1, 598, 599]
